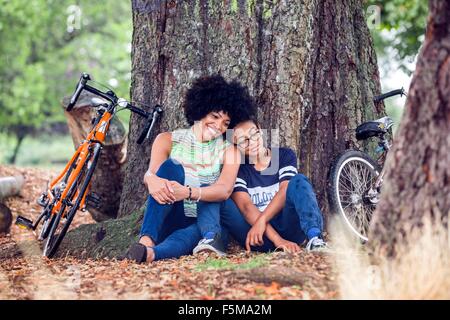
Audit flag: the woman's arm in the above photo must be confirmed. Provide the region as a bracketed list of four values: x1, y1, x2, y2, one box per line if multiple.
[143, 132, 176, 204]
[189, 145, 241, 202]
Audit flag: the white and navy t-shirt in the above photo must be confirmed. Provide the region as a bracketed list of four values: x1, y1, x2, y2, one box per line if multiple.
[233, 147, 298, 212]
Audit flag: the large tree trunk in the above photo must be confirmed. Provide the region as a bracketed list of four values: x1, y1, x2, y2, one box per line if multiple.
[62, 92, 127, 221]
[59, 0, 383, 258]
[119, 0, 383, 218]
[369, 0, 449, 255]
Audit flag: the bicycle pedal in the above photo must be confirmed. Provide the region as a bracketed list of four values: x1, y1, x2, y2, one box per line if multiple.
[15, 216, 34, 230]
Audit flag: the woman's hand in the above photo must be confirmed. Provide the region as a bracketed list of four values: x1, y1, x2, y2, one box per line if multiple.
[169, 181, 190, 202]
[273, 238, 300, 253]
[245, 216, 267, 251]
[144, 174, 176, 204]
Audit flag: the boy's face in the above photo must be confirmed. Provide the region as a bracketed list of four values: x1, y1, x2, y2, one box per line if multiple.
[233, 121, 263, 157]
[199, 111, 230, 141]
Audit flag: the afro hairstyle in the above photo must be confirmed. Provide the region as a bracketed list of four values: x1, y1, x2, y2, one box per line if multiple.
[182, 74, 257, 129]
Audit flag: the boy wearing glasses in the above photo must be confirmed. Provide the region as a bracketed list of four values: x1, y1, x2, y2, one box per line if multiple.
[193, 118, 327, 255]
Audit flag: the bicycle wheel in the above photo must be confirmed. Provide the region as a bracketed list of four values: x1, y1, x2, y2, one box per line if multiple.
[328, 150, 381, 242]
[38, 208, 55, 241]
[43, 143, 101, 258]
[39, 152, 81, 241]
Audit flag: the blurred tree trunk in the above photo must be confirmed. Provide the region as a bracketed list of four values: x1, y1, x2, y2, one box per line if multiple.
[59, 0, 383, 258]
[369, 0, 450, 255]
[9, 134, 24, 164]
[118, 0, 383, 219]
[63, 93, 127, 222]
[8, 126, 28, 164]
[0, 203, 13, 234]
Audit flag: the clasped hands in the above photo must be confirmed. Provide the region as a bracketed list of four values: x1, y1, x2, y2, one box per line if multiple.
[144, 174, 188, 204]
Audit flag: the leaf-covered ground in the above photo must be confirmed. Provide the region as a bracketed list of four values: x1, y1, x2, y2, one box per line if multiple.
[0, 165, 338, 300]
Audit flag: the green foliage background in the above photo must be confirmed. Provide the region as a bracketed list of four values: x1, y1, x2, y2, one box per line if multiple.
[0, 0, 132, 165]
[367, 0, 428, 74]
[0, 0, 428, 166]
[0, 0, 132, 132]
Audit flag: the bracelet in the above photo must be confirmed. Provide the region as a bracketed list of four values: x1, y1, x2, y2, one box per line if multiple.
[196, 187, 202, 202]
[144, 170, 154, 178]
[187, 185, 192, 201]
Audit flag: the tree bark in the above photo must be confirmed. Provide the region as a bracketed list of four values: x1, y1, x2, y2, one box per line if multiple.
[369, 0, 449, 255]
[119, 0, 383, 218]
[60, 0, 383, 258]
[62, 92, 127, 221]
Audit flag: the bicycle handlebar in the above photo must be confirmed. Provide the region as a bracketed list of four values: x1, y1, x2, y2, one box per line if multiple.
[67, 73, 91, 111]
[136, 105, 163, 145]
[373, 88, 405, 104]
[66, 72, 163, 144]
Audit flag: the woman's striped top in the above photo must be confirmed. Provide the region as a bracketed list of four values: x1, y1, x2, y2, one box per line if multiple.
[170, 127, 230, 217]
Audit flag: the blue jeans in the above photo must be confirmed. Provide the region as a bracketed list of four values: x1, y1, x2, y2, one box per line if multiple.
[220, 174, 324, 252]
[139, 158, 228, 261]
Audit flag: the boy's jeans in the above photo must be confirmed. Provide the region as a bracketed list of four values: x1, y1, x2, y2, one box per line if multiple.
[139, 158, 228, 260]
[218, 174, 324, 252]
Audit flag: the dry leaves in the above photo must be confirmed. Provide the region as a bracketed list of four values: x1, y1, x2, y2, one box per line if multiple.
[0, 165, 338, 300]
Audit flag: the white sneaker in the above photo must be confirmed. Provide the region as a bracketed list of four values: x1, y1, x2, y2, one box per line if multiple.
[193, 234, 227, 256]
[306, 236, 329, 252]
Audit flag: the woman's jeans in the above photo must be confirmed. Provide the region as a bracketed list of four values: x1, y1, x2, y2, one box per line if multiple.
[139, 158, 228, 261]
[219, 174, 324, 252]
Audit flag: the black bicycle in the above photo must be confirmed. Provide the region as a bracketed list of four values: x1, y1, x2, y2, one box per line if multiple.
[328, 88, 407, 241]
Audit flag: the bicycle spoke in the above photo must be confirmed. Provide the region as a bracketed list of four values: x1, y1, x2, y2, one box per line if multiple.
[335, 157, 380, 240]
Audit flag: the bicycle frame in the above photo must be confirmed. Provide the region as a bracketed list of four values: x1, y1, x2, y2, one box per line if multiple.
[46, 109, 113, 216]
[15, 73, 163, 258]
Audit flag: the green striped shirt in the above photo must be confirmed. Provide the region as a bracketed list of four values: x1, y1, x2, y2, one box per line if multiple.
[170, 127, 230, 217]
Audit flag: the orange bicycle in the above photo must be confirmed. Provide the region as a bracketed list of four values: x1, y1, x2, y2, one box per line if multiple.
[16, 73, 163, 258]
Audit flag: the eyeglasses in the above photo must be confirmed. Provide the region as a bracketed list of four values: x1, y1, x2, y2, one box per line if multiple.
[235, 130, 262, 148]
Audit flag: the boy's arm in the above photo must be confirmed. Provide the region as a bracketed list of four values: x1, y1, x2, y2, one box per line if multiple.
[231, 192, 282, 244]
[260, 148, 298, 223]
[258, 180, 289, 223]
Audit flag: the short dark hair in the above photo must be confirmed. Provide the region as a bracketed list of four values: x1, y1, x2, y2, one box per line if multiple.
[182, 74, 256, 128]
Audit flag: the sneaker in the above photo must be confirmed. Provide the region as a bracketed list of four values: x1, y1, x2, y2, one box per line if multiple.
[193, 233, 226, 256]
[306, 236, 329, 252]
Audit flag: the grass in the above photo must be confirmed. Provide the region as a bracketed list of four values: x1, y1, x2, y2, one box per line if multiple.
[195, 254, 269, 272]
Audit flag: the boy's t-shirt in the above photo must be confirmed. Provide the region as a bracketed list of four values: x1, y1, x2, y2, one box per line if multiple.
[233, 147, 298, 212]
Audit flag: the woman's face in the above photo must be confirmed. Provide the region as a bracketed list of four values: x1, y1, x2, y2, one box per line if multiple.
[233, 121, 263, 157]
[199, 111, 231, 141]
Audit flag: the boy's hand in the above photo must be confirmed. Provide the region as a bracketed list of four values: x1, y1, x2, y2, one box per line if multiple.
[273, 238, 300, 253]
[245, 216, 267, 251]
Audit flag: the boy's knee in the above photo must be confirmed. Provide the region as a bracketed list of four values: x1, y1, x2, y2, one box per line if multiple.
[287, 174, 311, 190]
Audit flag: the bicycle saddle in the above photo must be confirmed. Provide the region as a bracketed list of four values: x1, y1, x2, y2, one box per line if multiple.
[355, 116, 393, 140]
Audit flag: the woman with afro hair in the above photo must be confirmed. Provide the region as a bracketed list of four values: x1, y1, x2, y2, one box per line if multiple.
[124, 75, 256, 263]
